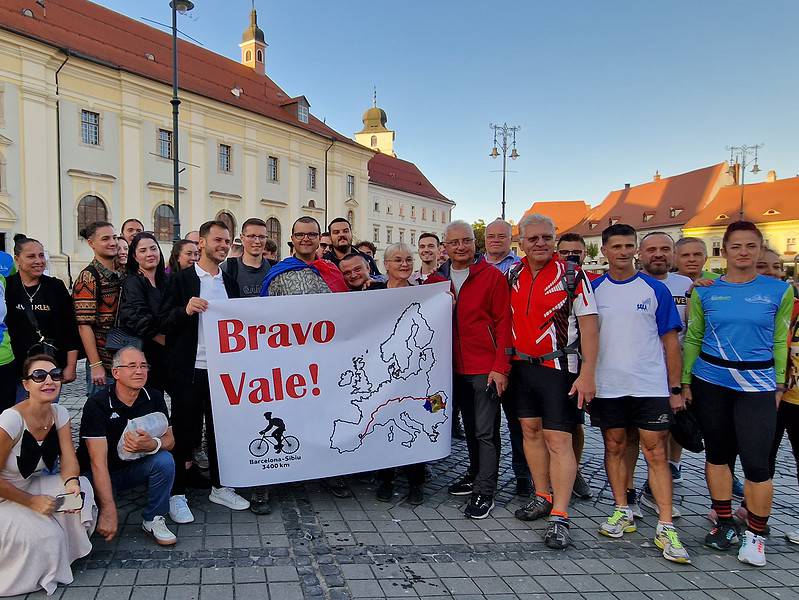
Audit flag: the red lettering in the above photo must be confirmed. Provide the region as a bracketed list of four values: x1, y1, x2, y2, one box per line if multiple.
[220, 372, 245, 405]
[248, 378, 272, 403]
[219, 320, 245, 353]
[286, 373, 307, 398]
[247, 324, 267, 351]
[267, 323, 290, 348]
[313, 321, 335, 343]
[309, 363, 320, 396]
[291, 322, 313, 345]
[272, 367, 284, 401]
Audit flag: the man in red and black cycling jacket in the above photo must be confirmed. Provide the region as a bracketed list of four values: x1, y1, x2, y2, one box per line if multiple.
[426, 220, 512, 520]
[508, 214, 599, 549]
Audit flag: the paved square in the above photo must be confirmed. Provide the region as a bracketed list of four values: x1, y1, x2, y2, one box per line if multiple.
[15, 367, 798, 599]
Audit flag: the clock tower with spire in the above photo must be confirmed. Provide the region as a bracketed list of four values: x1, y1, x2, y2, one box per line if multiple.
[355, 89, 396, 157]
[239, 2, 267, 75]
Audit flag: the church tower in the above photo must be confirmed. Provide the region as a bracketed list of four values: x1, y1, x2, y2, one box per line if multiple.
[239, 4, 266, 75]
[354, 91, 396, 157]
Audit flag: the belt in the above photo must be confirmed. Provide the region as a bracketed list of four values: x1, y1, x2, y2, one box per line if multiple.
[509, 346, 581, 364]
[699, 351, 774, 371]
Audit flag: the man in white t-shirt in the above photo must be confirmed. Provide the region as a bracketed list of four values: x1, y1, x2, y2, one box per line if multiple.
[590, 224, 690, 564]
[628, 232, 693, 517]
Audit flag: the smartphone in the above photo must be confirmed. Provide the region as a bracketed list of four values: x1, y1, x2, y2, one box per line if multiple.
[54, 492, 85, 512]
[486, 380, 499, 400]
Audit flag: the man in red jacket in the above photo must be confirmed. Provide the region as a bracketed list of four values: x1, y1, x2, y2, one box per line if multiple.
[426, 220, 512, 519]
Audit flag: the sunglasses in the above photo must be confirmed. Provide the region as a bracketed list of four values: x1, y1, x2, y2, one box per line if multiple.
[24, 368, 64, 383]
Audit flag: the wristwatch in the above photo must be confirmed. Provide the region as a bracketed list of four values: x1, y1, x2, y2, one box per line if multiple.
[670, 386, 682, 395]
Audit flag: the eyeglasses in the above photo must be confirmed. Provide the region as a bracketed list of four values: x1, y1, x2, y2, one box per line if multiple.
[24, 368, 64, 383]
[319, 243, 330, 249]
[243, 234, 267, 241]
[387, 258, 413, 265]
[558, 249, 584, 257]
[116, 363, 150, 371]
[292, 232, 320, 240]
[522, 235, 554, 244]
[444, 238, 475, 247]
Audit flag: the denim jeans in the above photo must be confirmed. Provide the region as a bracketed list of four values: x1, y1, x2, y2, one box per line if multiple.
[105, 451, 175, 521]
[85, 362, 113, 398]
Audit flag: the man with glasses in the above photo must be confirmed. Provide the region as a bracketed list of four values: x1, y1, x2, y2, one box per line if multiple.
[323, 217, 382, 278]
[222, 218, 273, 298]
[509, 215, 599, 549]
[426, 220, 512, 519]
[78, 346, 177, 546]
[484, 219, 520, 274]
[317, 232, 332, 260]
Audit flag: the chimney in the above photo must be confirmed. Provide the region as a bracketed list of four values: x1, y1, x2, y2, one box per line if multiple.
[766, 170, 777, 183]
[624, 183, 631, 189]
[653, 170, 661, 182]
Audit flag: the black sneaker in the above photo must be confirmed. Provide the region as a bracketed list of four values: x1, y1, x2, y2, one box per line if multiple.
[322, 476, 352, 498]
[376, 481, 394, 502]
[407, 485, 424, 506]
[464, 493, 494, 519]
[572, 470, 593, 500]
[249, 487, 271, 515]
[424, 464, 434, 483]
[544, 517, 572, 549]
[514, 495, 553, 521]
[448, 475, 474, 496]
[515, 478, 533, 497]
[705, 521, 740, 550]
[452, 419, 466, 440]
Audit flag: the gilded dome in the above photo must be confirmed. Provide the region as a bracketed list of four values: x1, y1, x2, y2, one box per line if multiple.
[242, 9, 265, 43]
[362, 106, 387, 128]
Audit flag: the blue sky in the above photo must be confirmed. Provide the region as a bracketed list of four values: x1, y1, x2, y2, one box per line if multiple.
[96, 0, 799, 224]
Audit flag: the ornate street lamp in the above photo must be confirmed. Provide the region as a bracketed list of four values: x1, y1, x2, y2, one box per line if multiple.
[726, 143, 763, 220]
[489, 123, 520, 220]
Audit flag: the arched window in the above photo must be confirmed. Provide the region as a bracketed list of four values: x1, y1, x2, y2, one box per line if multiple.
[307, 199, 316, 208]
[77, 195, 108, 235]
[153, 204, 175, 241]
[245, 50, 252, 62]
[370, 135, 377, 148]
[256, 49, 263, 62]
[215, 211, 236, 236]
[266, 217, 281, 258]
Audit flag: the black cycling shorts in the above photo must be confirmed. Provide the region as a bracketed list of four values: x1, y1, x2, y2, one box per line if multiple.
[510, 362, 578, 432]
[588, 396, 672, 431]
[691, 377, 776, 483]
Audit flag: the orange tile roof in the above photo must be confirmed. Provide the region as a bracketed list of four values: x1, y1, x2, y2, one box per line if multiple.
[684, 176, 799, 228]
[512, 201, 590, 235]
[368, 153, 452, 204]
[566, 163, 729, 236]
[1, 0, 360, 148]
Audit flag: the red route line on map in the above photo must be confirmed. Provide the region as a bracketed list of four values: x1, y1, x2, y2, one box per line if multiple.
[359, 396, 431, 439]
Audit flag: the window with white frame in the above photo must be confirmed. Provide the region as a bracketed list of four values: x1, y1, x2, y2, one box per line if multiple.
[787, 238, 796, 253]
[373, 225, 380, 243]
[157, 129, 173, 159]
[411, 205, 416, 218]
[374, 201, 379, 213]
[421, 207, 427, 220]
[386, 227, 393, 244]
[386, 203, 392, 215]
[298, 103, 309, 124]
[268, 156, 279, 182]
[712, 241, 721, 257]
[346, 174, 355, 197]
[218, 144, 232, 172]
[307, 166, 317, 191]
[432, 209, 436, 222]
[81, 110, 100, 145]
[399, 229, 405, 243]
[410, 230, 416, 245]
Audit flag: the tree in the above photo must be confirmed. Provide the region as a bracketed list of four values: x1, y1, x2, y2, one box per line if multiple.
[586, 242, 599, 260]
[472, 219, 486, 253]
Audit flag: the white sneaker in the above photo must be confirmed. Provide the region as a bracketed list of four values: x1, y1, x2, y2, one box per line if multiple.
[738, 530, 767, 567]
[786, 529, 799, 545]
[630, 500, 643, 520]
[640, 491, 682, 519]
[142, 515, 177, 546]
[192, 447, 209, 470]
[209, 486, 250, 511]
[169, 494, 195, 524]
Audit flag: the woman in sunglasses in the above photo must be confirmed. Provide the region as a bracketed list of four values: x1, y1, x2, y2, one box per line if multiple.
[3, 237, 81, 400]
[0, 354, 97, 596]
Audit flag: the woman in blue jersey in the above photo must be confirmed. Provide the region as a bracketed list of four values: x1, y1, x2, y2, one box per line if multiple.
[682, 221, 793, 567]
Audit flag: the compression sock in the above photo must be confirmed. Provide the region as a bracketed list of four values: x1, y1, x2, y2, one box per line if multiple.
[711, 498, 733, 522]
[747, 511, 769, 536]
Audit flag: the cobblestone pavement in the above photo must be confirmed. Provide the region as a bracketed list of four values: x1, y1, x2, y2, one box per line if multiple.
[13, 366, 799, 599]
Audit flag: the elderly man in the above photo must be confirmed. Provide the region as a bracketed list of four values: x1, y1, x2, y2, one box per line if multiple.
[484, 219, 520, 274]
[509, 214, 599, 549]
[78, 346, 177, 546]
[426, 220, 512, 519]
[674, 237, 719, 282]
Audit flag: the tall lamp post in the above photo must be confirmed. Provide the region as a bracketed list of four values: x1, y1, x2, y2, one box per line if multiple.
[170, 0, 195, 241]
[726, 144, 763, 220]
[489, 123, 520, 220]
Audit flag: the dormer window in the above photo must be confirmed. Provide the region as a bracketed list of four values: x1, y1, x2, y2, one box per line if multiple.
[588, 221, 598, 230]
[643, 212, 654, 223]
[715, 213, 729, 221]
[298, 103, 309, 124]
[609, 217, 619, 226]
[669, 207, 683, 218]
[763, 208, 780, 216]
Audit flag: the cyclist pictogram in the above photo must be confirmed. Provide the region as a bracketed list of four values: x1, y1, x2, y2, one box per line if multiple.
[248, 411, 300, 457]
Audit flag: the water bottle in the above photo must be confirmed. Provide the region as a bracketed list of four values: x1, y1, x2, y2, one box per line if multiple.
[117, 412, 169, 461]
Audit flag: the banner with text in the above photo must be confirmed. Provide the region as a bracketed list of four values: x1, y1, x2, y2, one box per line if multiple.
[201, 282, 453, 487]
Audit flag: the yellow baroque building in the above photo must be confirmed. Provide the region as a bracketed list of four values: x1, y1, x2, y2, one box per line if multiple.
[0, 2, 374, 282]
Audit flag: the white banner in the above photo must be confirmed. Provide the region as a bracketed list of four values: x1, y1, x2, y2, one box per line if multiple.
[201, 282, 453, 487]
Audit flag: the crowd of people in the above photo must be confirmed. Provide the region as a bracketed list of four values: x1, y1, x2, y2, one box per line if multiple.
[0, 210, 797, 595]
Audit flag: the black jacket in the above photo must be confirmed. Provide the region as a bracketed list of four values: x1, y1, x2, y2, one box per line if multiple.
[158, 264, 240, 382]
[4, 274, 81, 374]
[322, 247, 381, 278]
[119, 274, 164, 340]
